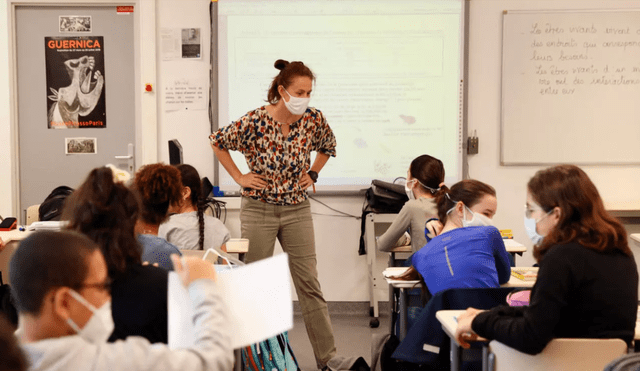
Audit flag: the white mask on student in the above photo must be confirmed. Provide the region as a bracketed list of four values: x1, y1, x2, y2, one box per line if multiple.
[524, 210, 552, 246]
[447, 204, 493, 228]
[461, 206, 493, 227]
[283, 88, 310, 115]
[404, 179, 416, 200]
[66, 290, 114, 343]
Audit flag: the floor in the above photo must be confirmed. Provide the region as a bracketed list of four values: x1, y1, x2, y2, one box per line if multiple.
[288, 303, 392, 371]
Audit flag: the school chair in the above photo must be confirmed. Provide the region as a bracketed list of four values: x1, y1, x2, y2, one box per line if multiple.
[26, 204, 40, 226]
[486, 338, 627, 371]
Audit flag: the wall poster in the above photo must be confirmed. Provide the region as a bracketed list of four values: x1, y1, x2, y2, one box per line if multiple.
[45, 36, 106, 129]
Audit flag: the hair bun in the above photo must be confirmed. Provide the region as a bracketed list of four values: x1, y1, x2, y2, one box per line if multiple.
[274, 59, 289, 71]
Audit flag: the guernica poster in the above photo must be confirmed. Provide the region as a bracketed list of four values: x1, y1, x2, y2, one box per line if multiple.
[45, 36, 106, 129]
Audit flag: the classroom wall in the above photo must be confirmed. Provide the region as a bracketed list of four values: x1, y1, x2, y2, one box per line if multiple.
[2, 0, 640, 302]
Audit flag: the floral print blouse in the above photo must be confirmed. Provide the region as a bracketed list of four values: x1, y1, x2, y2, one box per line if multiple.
[209, 106, 337, 205]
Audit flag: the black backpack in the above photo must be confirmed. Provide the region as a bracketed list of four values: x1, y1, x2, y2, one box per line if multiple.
[0, 273, 18, 328]
[39, 185, 74, 221]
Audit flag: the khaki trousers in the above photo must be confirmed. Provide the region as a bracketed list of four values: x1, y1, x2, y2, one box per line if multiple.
[240, 196, 337, 368]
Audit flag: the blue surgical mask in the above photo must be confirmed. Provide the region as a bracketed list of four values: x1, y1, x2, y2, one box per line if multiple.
[523, 210, 552, 245]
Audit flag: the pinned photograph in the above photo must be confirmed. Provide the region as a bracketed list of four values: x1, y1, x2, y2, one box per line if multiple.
[181, 28, 201, 59]
[59, 16, 92, 33]
[66, 138, 97, 154]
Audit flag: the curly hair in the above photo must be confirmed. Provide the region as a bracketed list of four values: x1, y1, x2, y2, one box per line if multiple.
[175, 164, 206, 250]
[528, 165, 631, 261]
[62, 166, 142, 277]
[134, 163, 182, 226]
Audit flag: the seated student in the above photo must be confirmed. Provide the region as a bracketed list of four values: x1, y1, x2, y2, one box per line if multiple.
[159, 164, 231, 251]
[377, 155, 444, 254]
[133, 163, 183, 270]
[455, 165, 638, 354]
[12, 231, 233, 371]
[62, 166, 170, 343]
[394, 179, 511, 295]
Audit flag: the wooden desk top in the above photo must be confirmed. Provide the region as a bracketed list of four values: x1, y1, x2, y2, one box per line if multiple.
[383, 267, 536, 288]
[631, 234, 640, 246]
[0, 230, 31, 243]
[439, 305, 640, 345]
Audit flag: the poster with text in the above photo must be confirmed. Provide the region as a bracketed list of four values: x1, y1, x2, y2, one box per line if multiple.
[45, 36, 106, 129]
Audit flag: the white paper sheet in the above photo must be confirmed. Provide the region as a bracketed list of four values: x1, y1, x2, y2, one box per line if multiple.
[168, 253, 293, 350]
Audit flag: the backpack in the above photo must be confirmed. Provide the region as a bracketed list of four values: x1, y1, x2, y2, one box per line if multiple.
[39, 186, 74, 221]
[0, 273, 18, 329]
[365, 180, 408, 214]
[242, 332, 300, 371]
[603, 353, 640, 371]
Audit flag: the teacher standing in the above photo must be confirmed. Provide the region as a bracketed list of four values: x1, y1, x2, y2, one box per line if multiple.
[210, 59, 337, 368]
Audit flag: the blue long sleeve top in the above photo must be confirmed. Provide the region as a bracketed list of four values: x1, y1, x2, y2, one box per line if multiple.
[412, 226, 511, 295]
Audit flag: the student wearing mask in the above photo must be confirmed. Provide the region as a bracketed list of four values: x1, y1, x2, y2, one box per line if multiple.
[454, 165, 638, 354]
[62, 166, 170, 343]
[12, 231, 233, 371]
[393, 179, 511, 295]
[377, 155, 444, 254]
[159, 164, 231, 251]
[210, 59, 337, 368]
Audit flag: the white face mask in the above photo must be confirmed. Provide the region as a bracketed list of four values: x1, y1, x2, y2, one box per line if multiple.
[461, 206, 493, 227]
[283, 88, 310, 115]
[66, 290, 114, 343]
[404, 179, 416, 200]
[447, 204, 493, 228]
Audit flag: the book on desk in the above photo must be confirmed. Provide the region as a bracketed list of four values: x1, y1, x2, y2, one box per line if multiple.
[510, 267, 538, 281]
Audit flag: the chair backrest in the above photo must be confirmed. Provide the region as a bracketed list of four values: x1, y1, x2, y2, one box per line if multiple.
[26, 204, 40, 226]
[489, 338, 628, 371]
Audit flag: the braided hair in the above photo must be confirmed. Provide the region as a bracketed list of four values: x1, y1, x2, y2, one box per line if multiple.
[175, 164, 206, 250]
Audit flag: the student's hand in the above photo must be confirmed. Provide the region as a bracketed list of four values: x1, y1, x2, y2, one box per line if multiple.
[171, 254, 217, 286]
[454, 307, 484, 348]
[236, 172, 267, 190]
[425, 220, 444, 238]
[0, 237, 5, 253]
[142, 261, 159, 267]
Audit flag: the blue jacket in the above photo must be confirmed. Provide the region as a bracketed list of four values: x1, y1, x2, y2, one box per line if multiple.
[413, 226, 511, 295]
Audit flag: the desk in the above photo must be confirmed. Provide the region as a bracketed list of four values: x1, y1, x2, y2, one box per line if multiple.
[436, 309, 486, 371]
[384, 267, 535, 341]
[364, 212, 399, 327]
[631, 234, 640, 247]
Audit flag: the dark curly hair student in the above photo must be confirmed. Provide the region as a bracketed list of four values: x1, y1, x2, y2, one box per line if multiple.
[133, 163, 183, 270]
[62, 166, 170, 344]
[159, 164, 230, 252]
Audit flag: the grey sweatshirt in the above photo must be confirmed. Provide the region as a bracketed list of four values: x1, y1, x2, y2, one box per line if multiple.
[21, 279, 233, 371]
[376, 198, 438, 253]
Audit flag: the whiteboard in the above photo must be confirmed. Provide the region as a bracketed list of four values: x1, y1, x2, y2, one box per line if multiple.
[214, 0, 467, 192]
[501, 10, 640, 165]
